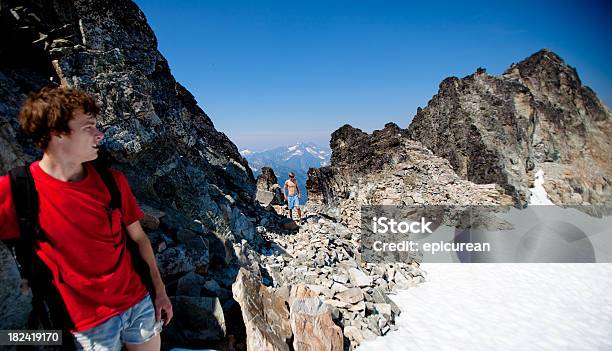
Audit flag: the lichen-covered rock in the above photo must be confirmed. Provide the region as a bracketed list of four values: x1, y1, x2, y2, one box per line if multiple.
[407, 49, 612, 206]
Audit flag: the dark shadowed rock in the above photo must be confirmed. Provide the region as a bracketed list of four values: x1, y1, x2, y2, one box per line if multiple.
[0, 242, 31, 330]
[169, 296, 226, 342]
[176, 271, 207, 297]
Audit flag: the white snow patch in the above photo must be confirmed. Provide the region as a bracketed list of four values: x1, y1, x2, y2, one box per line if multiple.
[288, 145, 298, 152]
[305, 147, 327, 159]
[306, 147, 321, 156]
[529, 169, 555, 205]
[359, 263, 612, 351]
[239, 149, 254, 156]
[285, 150, 303, 160]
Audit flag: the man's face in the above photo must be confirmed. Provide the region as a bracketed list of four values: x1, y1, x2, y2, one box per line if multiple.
[53, 108, 104, 163]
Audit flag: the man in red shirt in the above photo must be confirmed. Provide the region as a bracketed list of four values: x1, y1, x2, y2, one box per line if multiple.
[0, 87, 173, 350]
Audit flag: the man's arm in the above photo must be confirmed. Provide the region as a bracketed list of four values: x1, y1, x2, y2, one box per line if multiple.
[126, 220, 173, 325]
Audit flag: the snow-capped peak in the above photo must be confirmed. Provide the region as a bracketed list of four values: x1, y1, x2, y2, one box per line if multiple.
[240, 149, 254, 156]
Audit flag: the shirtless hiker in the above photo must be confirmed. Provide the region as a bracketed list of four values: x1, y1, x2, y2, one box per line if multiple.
[283, 172, 302, 224]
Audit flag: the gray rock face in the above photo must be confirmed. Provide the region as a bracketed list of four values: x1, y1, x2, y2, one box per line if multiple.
[0, 242, 31, 330]
[407, 49, 612, 206]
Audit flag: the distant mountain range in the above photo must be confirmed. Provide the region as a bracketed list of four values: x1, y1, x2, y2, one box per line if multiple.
[240, 142, 331, 203]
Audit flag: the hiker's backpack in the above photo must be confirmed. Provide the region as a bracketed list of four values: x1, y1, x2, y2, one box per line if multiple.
[5, 161, 154, 349]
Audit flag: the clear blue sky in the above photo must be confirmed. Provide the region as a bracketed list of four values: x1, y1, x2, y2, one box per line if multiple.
[133, 0, 611, 151]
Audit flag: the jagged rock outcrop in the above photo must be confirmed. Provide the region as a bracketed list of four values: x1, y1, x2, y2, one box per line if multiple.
[232, 267, 293, 351]
[407, 49, 612, 206]
[257, 167, 280, 192]
[307, 123, 513, 225]
[289, 296, 343, 351]
[256, 166, 285, 209]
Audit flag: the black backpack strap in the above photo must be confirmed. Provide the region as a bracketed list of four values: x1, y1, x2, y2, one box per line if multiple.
[8, 166, 42, 285]
[91, 162, 156, 300]
[9, 166, 39, 242]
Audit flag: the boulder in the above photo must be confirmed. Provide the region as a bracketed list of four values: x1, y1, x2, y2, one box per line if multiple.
[290, 297, 343, 351]
[232, 268, 292, 351]
[256, 167, 285, 206]
[176, 271, 206, 297]
[348, 267, 372, 287]
[139, 204, 165, 230]
[335, 287, 364, 305]
[256, 190, 276, 208]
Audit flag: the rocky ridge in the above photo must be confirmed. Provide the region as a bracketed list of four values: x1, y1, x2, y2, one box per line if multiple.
[307, 123, 513, 226]
[407, 49, 612, 206]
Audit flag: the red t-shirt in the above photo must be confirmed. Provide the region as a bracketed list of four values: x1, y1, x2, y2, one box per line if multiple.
[0, 161, 148, 332]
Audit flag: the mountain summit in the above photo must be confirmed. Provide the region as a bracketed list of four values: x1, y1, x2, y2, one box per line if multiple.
[407, 49, 611, 206]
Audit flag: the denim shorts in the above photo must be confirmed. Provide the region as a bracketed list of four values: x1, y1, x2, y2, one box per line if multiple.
[72, 294, 162, 351]
[287, 194, 300, 209]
